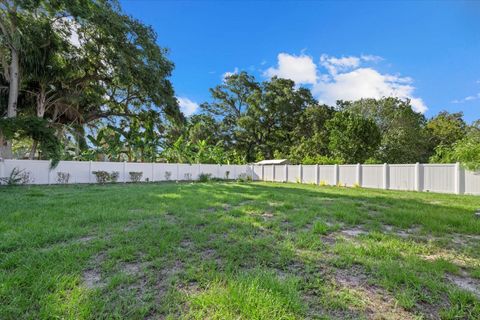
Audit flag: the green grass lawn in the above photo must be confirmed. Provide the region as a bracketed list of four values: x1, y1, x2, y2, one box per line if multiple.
[1, 182, 480, 319]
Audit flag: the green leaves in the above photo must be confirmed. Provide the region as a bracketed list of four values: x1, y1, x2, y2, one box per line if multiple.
[326, 111, 381, 164]
[0, 116, 61, 166]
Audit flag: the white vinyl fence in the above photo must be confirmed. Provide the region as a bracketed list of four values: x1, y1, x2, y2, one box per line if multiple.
[0, 160, 479, 195]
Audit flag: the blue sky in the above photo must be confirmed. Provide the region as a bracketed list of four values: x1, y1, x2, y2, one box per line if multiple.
[120, 0, 480, 122]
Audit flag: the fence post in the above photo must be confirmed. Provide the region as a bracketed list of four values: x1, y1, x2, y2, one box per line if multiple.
[151, 162, 155, 182]
[250, 164, 254, 181]
[299, 164, 303, 183]
[272, 165, 276, 182]
[383, 163, 389, 190]
[176, 163, 179, 181]
[284, 164, 288, 183]
[414, 162, 421, 191]
[0, 158, 4, 179]
[123, 161, 127, 183]
[315, 164, 320, 185]
[356, 163, 362, 186]
[261, 164, 264, 181]
[454, 162, 464, 195]
[47, 161, 51, 185]
[334, 164, 339, 186]
[89, 160, 92, 183]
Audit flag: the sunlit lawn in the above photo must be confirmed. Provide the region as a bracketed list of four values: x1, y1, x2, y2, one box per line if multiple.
[1, 182, 479, 319]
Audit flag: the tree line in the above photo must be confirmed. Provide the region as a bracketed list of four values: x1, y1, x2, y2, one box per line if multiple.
[1, 1, 479, 170]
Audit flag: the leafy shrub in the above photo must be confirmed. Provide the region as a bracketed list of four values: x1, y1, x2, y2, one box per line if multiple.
[198, 172, 212, 182]
[164, 171, 172, 181]
[56, 172, 70, 184]
[237, 173, 251, 182]
[129, 171, 143, 182]
[92, 171, 119, 184]
[0, 168, 33, 185]
[110, 171, 119, 182]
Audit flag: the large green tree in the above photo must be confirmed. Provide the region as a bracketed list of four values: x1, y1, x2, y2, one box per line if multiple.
[1, 0, 181, 160]
[326, 111, 381, 163]
[339, 97, 431, 163]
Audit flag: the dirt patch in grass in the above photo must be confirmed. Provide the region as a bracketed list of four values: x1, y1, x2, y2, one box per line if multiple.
[446, 273, 480, 299]
[340, 226, 367, 237]
[334, 267, 417, 320]
[261, 211, 274, 220]
[76, 235, 95, 243]
[82, 252, 107, 289]
[420, 250, 479, 269]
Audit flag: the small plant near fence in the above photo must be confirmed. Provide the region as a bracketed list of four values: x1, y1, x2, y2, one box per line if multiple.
[56, 172, 70, 184]
[164, 171, 172, 181]
[0, 168, 33, 186]
[225, 171, 230, 180]
[198, 172, 212, 182]
[319, 180, 328, 186]
[129, 172, 143, 182]
[237, 173, 251, 182]
[184, 173, 192, 181]
[92, 171, 120, 184]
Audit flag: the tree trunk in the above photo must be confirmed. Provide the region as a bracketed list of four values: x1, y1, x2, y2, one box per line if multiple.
[0, 132, 13, 160]
[7, 49, 19, 118]
[36, 86, 46, 117]
[29, 140, 38, 160]
[1, 46, 20, 160]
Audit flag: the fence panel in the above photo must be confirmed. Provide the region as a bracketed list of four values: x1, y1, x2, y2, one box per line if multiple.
[423, 164, 455, 194]
[464, 170, 480, 195]
[361, 165, 383, 189]
[236, 164, 252, 179]
[263, 165, 274, 181]
[318, 165, 335, 185]
[389, 164, 415, 191]
[252, 165, 263, 181]
[125, 162, 153, 182]
[302, 165, 317, 184]
[177, 164, 199, 180]
[287, 165, 300, 183]
[153, 163, 176, 181]
[274, 165, 285, 182]
[339, 165, 356, 186]
[51, 161, 91, 184]
[91, 161, 124, 182]
[197, 164, 219, 179]
[217, 165, 236, 179]
[4, 160, 51, 184]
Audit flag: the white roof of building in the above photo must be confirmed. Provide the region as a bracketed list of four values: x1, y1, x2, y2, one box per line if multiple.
[256, 159, 290, 165]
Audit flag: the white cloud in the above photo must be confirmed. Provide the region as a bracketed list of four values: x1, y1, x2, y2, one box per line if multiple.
[452, 93, 480, 104]
[320, 55, 360, 75]
[360, 54, 383, 62]
[264, 53, 317, 85]
[314, 67, 427, 113]
[222, 67, 239, 80]
[177, 97, 199, 116]
[265, 52, 427, 113]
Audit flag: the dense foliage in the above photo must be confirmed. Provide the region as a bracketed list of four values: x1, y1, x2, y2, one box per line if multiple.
[164, 72, 479, 169]
[1, 2, 478, 170]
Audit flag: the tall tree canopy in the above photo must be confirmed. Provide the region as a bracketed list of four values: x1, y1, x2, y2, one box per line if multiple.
[0, 0, 181, 161]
